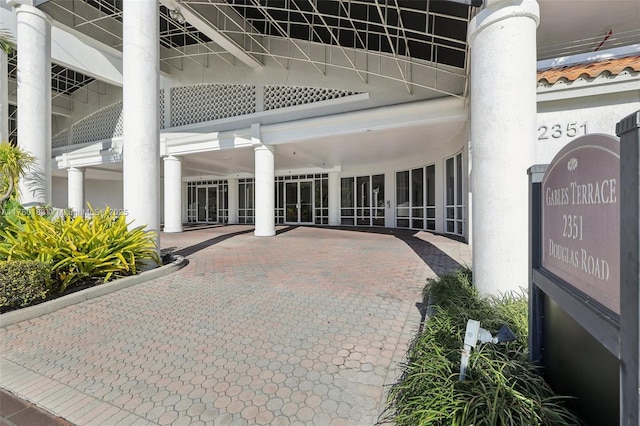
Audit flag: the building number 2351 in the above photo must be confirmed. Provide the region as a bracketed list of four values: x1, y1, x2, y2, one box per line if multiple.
[538, 122, 588, 140]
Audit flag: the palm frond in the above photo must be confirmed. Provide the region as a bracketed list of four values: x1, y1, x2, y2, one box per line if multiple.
[0, 30, 16, 55]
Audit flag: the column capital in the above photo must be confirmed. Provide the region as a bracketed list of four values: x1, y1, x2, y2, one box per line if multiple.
[253, 143, 274, 153]
[163, 155, 182, 162]
[11, 1, 53, 23]
[468, 0, 539, 44]
[67, 166, 85, 173]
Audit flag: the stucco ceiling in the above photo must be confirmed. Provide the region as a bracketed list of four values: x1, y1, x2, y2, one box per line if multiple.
[537, 0, 640, 59]
[176, 118, 467, 178]
[51, 118, 467, 180]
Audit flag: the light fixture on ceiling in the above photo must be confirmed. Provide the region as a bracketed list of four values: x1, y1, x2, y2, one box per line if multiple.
[169, 8, 186, 24]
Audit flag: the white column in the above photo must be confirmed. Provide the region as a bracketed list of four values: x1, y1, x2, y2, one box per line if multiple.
[122, 0, 160, 249]
[163, 156, 182, 233]
[67, 167, 84, 214]
[328, 172, 340, 226]
[254, 144, 275, 236]
[227, 178, 239, 224]
[468, 0, 539, 295]
[0, 51, 8, 143]
[15, 4, 51, 206]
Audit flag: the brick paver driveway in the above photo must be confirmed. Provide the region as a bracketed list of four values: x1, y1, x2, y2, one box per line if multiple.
[0, 226, 470, 425]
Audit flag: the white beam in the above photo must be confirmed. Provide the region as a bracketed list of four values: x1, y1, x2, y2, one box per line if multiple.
[1, 7, 124, 86]
[261, 97, 468, 145]
[51, 23, 123, 87]
[8, 96, 72, 117]
[160, 0, 263, 69]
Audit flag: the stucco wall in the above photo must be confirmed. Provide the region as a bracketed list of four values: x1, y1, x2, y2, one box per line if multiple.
[52, 176, 123, 212]
[537, 89, 640, 164]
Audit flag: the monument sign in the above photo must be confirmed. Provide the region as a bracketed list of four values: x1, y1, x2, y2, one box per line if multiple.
[529, 111, 640, 425]
[541, 134, 620, 314]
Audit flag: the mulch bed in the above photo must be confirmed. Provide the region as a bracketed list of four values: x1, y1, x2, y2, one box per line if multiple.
[1, 254, 176, 315]
[0, 276, 104, 314]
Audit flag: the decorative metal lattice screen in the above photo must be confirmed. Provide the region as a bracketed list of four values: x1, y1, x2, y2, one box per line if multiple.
[171, 84, 256, 127]
[264, 86, 360, 110]
[159, 89, 165, 129]
[52, 129, 70, 148]
[71, 102, 123, 145]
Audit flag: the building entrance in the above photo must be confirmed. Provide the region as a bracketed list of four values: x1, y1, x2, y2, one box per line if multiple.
[285, 180, 314, 224]
[196, 185, 218, 223]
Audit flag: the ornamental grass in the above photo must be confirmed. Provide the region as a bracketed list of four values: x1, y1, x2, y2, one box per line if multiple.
[380, 269, 581, 426]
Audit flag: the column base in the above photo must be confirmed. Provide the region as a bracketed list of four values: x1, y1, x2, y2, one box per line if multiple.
[163, 226, 183, 233]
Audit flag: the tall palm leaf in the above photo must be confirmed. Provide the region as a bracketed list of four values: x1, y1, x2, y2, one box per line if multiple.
[0, 30, 15, 55]
[0, 142, 35, 204]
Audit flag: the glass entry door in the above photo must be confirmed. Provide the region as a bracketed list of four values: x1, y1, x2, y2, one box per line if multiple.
[196, 185, 218, 223]
[285, 181, 313, 224]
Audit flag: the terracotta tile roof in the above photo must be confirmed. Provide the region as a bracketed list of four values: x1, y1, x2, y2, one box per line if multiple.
[537, 54, 640, 84]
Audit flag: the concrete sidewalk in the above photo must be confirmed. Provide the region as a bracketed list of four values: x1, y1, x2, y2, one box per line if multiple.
[0, 226, 470, 425]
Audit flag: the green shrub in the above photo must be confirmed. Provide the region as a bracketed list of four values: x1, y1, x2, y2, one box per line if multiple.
[0, 206, 160, 292]
[0, 260, 50, 311]
[381, 269, 581, 426]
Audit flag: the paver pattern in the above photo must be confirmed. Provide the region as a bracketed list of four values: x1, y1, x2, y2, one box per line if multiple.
[0, 226, 470, 425]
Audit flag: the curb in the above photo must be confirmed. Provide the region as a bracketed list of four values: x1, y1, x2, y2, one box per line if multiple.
[0, 255, 187, 328]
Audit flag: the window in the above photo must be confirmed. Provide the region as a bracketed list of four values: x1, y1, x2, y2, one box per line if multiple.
[426, 165, 436, 230]
[445, 152, 464, 235]
[238, 178, 254, 224]
[411, 167, 424, 229]
[314, 175, 329, 225]
[396, 171, 409, 228]
[340, 177, 355, 225]
[395, 165, 435, 231]
[8, 105, 17, 145]
[341, 174, 385, 226]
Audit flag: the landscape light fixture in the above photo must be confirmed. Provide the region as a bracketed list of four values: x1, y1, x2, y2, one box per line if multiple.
[443, 0, 484, 7]
[459, 319, 517, 381]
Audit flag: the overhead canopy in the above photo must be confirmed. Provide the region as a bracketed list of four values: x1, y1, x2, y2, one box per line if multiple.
[35, 0, 472, 96]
